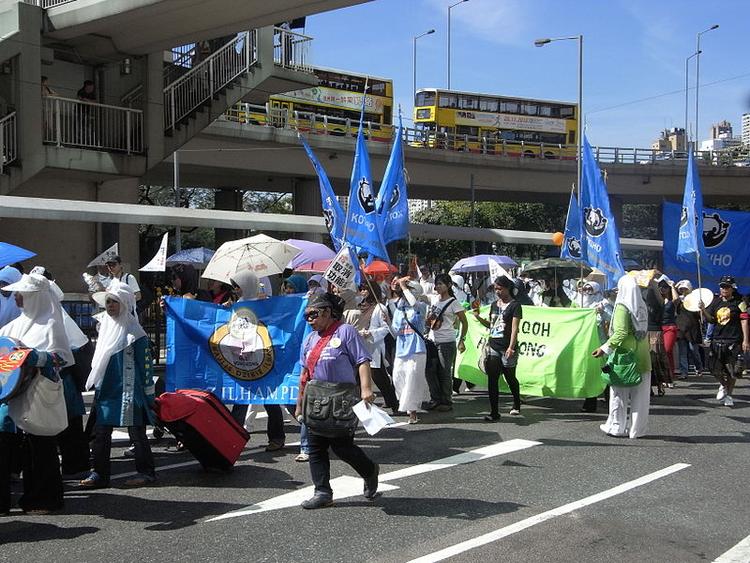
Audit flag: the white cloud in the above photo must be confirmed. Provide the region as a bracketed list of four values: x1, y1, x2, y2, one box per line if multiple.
[422, 0, 530, 46]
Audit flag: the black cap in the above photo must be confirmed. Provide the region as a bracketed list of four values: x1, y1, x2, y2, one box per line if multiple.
[307, 292, 345, 318]
[719, 275, 736, 288]
[106, 255, 122, 264]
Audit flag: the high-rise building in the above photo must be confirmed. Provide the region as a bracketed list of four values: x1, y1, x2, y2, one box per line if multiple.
[742, 114, 750, 147]
[651, 127, 686, 152]
[710, 120, 733, 140]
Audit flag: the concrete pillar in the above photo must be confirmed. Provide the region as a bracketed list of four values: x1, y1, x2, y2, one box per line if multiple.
[214, 188, 243, 246]
[15, 3, 43, 177]
[96, 178, 140, 280]
[293, 178, 324, 243]
[609, 195, 624, 236]
[144, 51, 165, 168]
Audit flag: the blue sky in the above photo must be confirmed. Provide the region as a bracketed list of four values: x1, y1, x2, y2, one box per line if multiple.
[304, 0, 749, 148]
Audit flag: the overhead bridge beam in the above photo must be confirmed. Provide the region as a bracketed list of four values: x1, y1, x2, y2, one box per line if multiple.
[0, 196, 662, 251]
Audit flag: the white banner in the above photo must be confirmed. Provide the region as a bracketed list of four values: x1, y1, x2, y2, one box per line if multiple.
[324, 246, 356, 289]
[87, 243, 119, 267]
[140, 233, 169, 272]
[488, 258, 511, 283]
[455, 110, 567, 134]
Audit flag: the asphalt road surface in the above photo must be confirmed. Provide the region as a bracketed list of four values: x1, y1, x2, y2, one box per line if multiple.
[3, 374, 750, 563]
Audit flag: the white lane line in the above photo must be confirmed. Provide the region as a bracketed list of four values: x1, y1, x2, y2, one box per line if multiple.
[207, 438, 541, 522]
[714, 533, 750, 562]
[406, 463, 691, 563]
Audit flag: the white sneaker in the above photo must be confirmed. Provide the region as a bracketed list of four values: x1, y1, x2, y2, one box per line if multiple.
[716, 385, 727, 401]
[723, 395, 734, 407]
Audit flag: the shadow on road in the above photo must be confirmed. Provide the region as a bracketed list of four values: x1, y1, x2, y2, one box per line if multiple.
[343, 496, 525, 520]
[0, 521, 99, 544]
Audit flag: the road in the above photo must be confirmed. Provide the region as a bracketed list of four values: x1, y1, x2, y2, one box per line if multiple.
[2, 374, 750, 563]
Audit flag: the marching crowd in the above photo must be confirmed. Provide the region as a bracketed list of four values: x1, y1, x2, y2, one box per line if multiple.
[0, 252, 748, 513]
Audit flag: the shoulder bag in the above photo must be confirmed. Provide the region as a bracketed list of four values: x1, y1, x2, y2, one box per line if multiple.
[601, 347, 641, 387]
[302, 379, 359, 438]
[8, 369, 68, 436]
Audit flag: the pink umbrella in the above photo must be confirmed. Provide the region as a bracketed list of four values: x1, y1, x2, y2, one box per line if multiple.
[294, 259, 333, 273]
[285, 239, 336, 270]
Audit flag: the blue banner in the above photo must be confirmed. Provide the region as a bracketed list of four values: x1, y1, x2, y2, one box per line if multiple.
[560, 190, 583, 262]
[376, 113, 409, 245]
[300, 136, 345, 250]
[345, 125, 390, 261]
[579, 135, 625, 288]
[164, 295, 310, 404]
[676, 151, 706, 260]
[663, 201, 750, 292]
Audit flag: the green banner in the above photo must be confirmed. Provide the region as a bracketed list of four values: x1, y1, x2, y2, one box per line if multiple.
[456, 305, 606, 398]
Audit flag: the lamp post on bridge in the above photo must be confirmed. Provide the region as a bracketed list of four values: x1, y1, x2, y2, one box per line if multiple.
[413, 28, 436, 103]
[694, 24, 719, 152]
[684, 50, 701, 149]
[447, 0, 469, 90]
[534, 35, 583, 220]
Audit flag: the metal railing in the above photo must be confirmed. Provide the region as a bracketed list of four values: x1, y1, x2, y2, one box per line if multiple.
[222, 103, 747, 166]
[43, 96, 144, 154]
[0, 112, 17, 175]
[22, 0, 78, 8]
[273, 27, 313, 73]
[163, 30, 258, 131]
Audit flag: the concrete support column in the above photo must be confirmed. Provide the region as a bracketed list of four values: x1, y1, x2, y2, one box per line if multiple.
[144, 51, 165, 168]
[609, 195, 624, 236]
[15, 3, 43, 177]
[293, 178, 324, 243]
[214, 188, 244, 246]
[97, 178, 140, 280]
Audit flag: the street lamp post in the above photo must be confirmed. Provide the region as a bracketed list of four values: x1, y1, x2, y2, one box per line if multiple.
[534, 35, 583, 217]
[413, 29, 435, 103]
[695, 24, 719, 150]
[447, 0, 469, 90]
[684, 50, 701, 148]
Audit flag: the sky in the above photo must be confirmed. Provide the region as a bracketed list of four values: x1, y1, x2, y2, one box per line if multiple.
[303, 0, 750, 149]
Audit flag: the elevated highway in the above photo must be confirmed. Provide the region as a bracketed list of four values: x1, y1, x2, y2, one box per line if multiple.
[143, 116, 750, 205]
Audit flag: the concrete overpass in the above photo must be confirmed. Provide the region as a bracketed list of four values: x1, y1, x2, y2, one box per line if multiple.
[143, 117, 750, 206]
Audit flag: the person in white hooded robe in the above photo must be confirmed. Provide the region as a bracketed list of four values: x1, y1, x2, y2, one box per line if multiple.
[0, 272, 72, 513]
[79, 280, 155, 488]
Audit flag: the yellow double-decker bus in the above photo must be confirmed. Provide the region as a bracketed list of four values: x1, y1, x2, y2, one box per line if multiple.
[228, 67, 394, 142]
[413, 88, 577, 159]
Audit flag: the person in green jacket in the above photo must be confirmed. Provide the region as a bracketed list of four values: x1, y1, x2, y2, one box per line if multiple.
[592, 275, 652, 439]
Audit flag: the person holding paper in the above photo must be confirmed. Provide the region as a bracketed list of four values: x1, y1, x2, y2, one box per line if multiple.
[295, 292, 378, 509]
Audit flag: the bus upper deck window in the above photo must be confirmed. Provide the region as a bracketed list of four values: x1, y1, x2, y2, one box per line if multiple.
[438, 94, 456, 108]
[561, 107, 575, 118]
[479, 98, 498, 112]
[416, 91, 436, 107]
[522, 104, 537, 115]
[539, 106, 552, 117]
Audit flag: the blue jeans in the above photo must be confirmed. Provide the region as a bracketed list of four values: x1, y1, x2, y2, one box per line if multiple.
[678, 339, 703, 375]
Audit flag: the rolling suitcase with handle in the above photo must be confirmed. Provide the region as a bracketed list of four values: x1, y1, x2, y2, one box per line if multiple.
[154, 389, 249, 470]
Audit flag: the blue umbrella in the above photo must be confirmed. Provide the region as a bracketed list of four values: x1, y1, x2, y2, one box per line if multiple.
[0, 242, 36, 269]
[450, 254, 517, 273]
[166, 247, 215, 269]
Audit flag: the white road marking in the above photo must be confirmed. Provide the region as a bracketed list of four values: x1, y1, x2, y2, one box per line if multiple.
[714, 533, 750, 563]
[406, 463, 691, 563]
[208, 477, 401, 521]
[207, 438, 541, 522]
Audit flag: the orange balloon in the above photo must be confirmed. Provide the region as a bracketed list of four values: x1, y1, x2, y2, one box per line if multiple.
[552, 231, 565, 246]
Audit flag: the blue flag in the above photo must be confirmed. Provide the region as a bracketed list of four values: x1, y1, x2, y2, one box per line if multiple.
[663, 202, 750, 292]
[579, 135, 625, 288]
[164, 295, 310, 404]
[300, 136, 345, 250]
[376, 114, 409, 245]
[676, 150, 706, 260]
[345, 123, 390, 261]
[560, 190, 583, 262]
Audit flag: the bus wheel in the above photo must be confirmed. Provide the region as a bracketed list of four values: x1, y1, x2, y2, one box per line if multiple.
[523, 150, 536, 159]
[543, 151, 555, 159]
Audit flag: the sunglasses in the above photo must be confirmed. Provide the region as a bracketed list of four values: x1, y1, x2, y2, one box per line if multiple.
[304, 309, 324, 321]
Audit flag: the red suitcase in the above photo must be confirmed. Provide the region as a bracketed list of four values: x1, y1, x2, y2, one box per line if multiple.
[154, 389, 250, 470]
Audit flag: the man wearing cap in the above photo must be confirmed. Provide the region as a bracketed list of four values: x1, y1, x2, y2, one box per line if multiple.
[674, 280, 703, 378]
[700, 275, 750, 407]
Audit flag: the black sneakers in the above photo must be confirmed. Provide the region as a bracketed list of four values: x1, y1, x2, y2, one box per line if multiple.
[364, 463, 380, 499]
[301, 494, 334, 510]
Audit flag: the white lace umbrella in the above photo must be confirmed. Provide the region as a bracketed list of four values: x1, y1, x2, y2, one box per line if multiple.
[202, 234, 301, 283]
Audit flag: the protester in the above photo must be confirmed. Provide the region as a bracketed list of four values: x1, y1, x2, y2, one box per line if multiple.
[592, 275, 651, 439]
[170, 264, 200, 299]
[228, 270, 287, 452]
[390, 276, 429, 424]
[673, 280, 703, 378]
[80, 280, 155, 488]
[307, 275, 328, 297]
[643, 279, 670, 395]
[659, 280, 679, 385]
[282, 274, 308, 295]
[0, 273, 72, 513]
[205, 279, 234, 305]
[104, 255, 141, 303]
[295, 292, 378, 509]
[346, 282, 399, 415]
[449, 274, 469, 304]
[425, 273, 467, 412]
[700, 275, 750, 407]
[0, 266, 22, 327]
[473, 275, 522, 420]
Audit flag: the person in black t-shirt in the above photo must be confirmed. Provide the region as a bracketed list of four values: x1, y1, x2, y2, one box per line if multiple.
[700, 275, 750, 407]
[473, 275, 522, 420]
